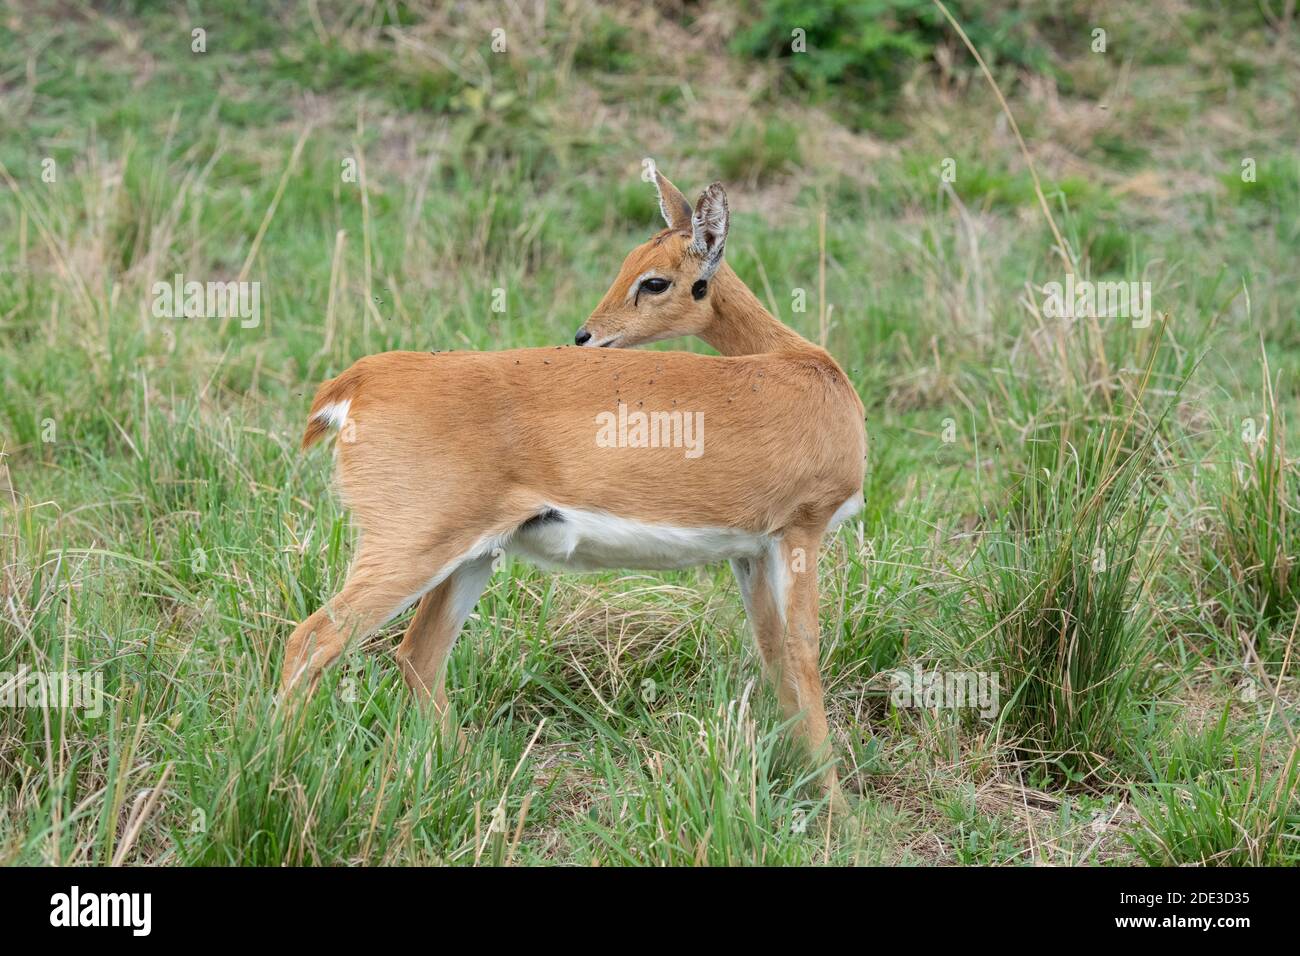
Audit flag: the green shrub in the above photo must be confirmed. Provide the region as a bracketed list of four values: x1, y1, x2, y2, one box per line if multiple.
[732, 0, 1064, 123]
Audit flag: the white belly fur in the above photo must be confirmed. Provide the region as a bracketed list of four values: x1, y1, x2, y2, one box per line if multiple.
[508, 506, 770, 571]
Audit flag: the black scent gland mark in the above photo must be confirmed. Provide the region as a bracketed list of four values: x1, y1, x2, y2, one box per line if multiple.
[518, 509, 564, 532]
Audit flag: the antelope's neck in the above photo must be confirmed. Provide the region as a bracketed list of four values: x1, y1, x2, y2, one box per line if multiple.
[701, 264, 820, 357]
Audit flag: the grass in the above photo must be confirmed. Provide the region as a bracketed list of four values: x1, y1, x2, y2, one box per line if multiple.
[1202, 364, 1300, 658]
[1, 0, 1297, 865]
[1129, 703, 1300, 865]
[967, 419, 1161, 783]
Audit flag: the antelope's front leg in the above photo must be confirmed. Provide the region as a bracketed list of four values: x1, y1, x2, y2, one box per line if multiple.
[782, 541, 843, 811]
[731, 532, 845, 814]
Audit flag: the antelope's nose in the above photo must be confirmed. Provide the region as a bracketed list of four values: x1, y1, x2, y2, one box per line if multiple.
[574, 328, 592, 346]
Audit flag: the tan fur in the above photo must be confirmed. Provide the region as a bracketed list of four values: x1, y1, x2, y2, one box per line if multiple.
[283, 172, 867, 810]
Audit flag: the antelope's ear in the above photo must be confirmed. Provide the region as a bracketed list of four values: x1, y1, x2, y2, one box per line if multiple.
[653, 168, 693, 231]
[689, 182, 728, 281]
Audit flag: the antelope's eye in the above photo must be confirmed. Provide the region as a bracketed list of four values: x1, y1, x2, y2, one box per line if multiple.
[640, 277, 670, 295]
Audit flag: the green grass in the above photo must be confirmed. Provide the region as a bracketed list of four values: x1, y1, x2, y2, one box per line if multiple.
[1201, 366, 1300, 658]
[1129, 706, 1300, 865]
[965, 419, 1162, 783]
[1, 0, 1298, 865]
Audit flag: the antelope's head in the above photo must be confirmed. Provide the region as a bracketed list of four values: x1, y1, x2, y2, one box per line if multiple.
[576, 168, 729, 349]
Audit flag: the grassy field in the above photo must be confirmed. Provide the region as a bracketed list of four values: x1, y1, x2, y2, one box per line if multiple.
[1, 0, 1298, 865]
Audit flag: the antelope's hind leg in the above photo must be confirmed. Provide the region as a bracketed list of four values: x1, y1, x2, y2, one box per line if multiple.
[281, 543, 472, 699]
[395, 553, 494, 739]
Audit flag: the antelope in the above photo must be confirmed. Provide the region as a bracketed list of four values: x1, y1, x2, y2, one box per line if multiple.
[283, 168, 867, 808]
